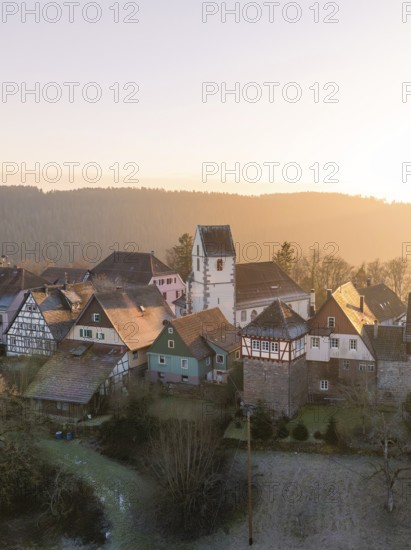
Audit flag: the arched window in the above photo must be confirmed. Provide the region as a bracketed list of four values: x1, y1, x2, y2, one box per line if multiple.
[216, 259, 223, 271]
[251, 310, 258, 321]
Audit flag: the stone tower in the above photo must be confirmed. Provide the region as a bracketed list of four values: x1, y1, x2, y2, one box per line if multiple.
[186, 225, 236, 325]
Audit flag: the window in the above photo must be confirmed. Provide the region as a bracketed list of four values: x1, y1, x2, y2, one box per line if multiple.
[261, 341, 269, 352]
[330, 338, 339, 349]
[216, 354, 224, 364]
[80, 328, 92, 338]
[343, 360, 350, 370]
[368, 364, 375, 372]
[327, 317, 335, 328]
[181, 375, 189, 383]
[235, 350, 240, 360]
[295, 338, 304, 353]
[181, 358, 188, 369]
[174, 278, 176, 283]
[311, 337, 320, 349]
[359, 363, 367, 372]
[241, 310, 247, 322]
[167, 278, 172, 285]
[133, 350, 139, 360]
[252, 340, 260, 351]
[349, 339, 357, 351]
[163, 292, 167, 300]
[175, 291, 180, 299]
[96, 332, 105, 341]
[92, 313, 101, 322]
[158, 355, 166, 365]
[251, 310, 258, 321]
[271, 341, 279, 353]
[0, 314, 3, 325]
[168, 327, 174, 334]
[320, 380, 329, 391]
[10, 337, 16, 345]
[216, 259, 223, 271]
[197, 258, 200, 271]
[168, 340, 175, 349]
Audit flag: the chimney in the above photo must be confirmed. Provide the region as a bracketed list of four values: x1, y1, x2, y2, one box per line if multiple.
[309, 289, 316, 317]
[151, 250, 155, 256]
[360, 295, 364, 313]
[64, 271, 68, 290]
[326, 289, 332, 300]
[45, 285, 49, 297]
[374, 319, 378, 339]
[366, 277, 372, 287]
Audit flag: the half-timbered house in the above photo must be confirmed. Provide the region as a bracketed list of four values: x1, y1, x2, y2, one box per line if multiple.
[6, 283, 93, 357]
[0, 266, 47, 349]
[241, 299, 308, 417]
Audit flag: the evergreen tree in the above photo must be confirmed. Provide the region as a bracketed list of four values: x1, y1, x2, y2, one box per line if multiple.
[166, 233, 193, 282]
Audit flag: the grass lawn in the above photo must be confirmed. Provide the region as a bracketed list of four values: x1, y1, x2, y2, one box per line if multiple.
[149, 395, 233, 423]
[224, 419, 247, 441]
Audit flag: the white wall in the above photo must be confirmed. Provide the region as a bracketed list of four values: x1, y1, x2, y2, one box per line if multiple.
[306, 333, 374, 362]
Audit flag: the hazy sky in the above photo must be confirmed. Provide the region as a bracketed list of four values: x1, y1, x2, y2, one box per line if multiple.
[1, 1, 411, 201]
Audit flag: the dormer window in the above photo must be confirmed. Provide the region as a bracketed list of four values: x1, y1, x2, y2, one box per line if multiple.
[216, 259, 223, 271]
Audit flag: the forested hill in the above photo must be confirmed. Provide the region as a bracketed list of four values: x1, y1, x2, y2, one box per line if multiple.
[0, 186, 408, 267]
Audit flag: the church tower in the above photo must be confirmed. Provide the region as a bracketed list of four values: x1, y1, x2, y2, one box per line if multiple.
[186, 225, 236, 325]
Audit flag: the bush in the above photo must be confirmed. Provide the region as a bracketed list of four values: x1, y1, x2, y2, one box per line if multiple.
[324, 417, 339, 445]
[313, 430, 323, 440]
[277, 425, 290, 439]
[250, 401, 274, 441]
[292, 421, 309, 441]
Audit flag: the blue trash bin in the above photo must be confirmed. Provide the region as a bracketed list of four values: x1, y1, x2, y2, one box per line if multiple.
[55, 431, 63, 440]
[66, 432, 73, 441]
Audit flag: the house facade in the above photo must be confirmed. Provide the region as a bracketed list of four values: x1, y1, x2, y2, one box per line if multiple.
[307, 283, 377, 402]
[241, 300, 308, 417]
[147, 307, 240, 385]
[66, 285, 174, 376]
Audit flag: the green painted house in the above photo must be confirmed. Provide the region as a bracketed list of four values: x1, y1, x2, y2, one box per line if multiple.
[147, 307, 241, 385]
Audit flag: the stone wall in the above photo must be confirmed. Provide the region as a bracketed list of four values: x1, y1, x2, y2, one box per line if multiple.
[243, 356, 307, 417]
[377, 359, 411, 406]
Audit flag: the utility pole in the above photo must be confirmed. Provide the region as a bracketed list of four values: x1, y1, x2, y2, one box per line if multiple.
[247, 408, 253, 546]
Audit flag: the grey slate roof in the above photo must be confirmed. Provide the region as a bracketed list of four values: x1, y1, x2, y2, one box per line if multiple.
[91, 285, 175, 351]
[30, 283, 94, 341]
[0, 267, 47, 309]
[236, 262, 308, 309]
[25, 341, 126, 404]
[198, 225, 236, 257]
[90, 252, 173, 286]
[358, 283, 406, 323]
[363, 325, 408, 362]
[41, 267, 89, 285]
[241, 300, 308, 340]
[170, 307, 236, 360]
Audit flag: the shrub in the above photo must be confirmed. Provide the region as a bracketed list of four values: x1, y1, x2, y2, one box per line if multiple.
[292, 421, 309, 441]
[313, 430, 323, 440]
[324, 417, 339, 445]
[277, 425, 290, 439]
[250, 401, 274, 441]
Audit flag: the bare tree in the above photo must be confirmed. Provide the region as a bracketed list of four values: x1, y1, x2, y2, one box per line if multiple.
[368, 411, 411, 512]
[149, 418, 225, 533]
[385, 257, 410, 300]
